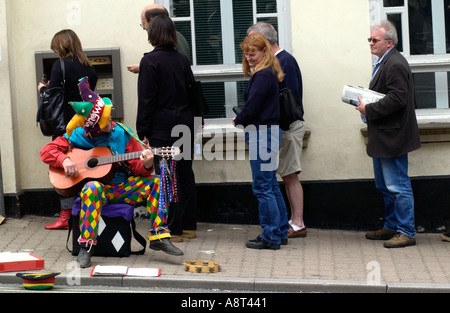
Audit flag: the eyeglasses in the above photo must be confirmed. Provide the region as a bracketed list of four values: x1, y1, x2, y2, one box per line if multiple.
[367, 37, 384, 43]
[367, 37, 391, 44]
[140, 21, 150, 28]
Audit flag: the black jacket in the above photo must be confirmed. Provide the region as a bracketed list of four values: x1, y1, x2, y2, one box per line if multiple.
[137, 47, 195, 146]
[366, 48, 421, 158]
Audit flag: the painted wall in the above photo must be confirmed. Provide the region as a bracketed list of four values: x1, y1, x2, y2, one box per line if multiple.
[1, 0, 449, 196]
[1, 0, 151, 193]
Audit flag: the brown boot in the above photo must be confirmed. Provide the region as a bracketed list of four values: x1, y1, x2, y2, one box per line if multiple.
[383, 233, 416, 248]
[45, 209, 71, 230]
[441, 232, 450, 242]
[182, 230, 197, 239]
[365, 227, 395, 240]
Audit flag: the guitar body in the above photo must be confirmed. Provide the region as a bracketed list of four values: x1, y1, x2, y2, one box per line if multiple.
[48, 145, 179, 197]
[49, 146, 115, 197]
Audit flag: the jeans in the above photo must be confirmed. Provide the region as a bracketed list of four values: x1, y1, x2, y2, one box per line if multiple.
[373, 154, 416, 238]
[246, 126, 289, 244]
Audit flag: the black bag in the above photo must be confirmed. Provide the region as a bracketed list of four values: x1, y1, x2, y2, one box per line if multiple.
[36, 59, 66, 137]
[68, 215, 146, 257]
[189, 80, 209, 116]
[279, 87, 304, 131]
[180, 51, 209, 116]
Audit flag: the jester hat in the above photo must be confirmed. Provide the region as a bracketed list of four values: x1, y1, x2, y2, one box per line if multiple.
[66, 77, 112, 137]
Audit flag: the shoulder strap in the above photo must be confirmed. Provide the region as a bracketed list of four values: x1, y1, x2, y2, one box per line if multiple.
[130, 218, 146, 255]
[65, 215, 73, 253]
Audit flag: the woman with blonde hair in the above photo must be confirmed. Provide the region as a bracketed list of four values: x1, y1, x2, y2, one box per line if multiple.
[233, 33, 289, 250]
[241, 33, 284, 82]
[38, 29, 97, 230]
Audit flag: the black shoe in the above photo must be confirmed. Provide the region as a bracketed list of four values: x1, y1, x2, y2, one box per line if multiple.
[150, 238, 184, 256]
[77, 245, 94, 268]
[281, 238, 288, 245]
[246, 236, 280, 250]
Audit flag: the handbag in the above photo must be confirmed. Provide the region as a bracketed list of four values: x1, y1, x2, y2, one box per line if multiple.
[189, 80, 209, 116]
[180, 51, 209, 116]
[279, 87, 304, 131]
[36, 59, 66, 137]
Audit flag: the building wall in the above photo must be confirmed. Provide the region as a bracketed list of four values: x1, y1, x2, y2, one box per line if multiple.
[1, 0, 150, 194]
[0, 0, 19, 194]
[1, 0, 450, 200]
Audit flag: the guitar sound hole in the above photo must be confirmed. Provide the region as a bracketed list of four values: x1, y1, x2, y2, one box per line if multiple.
[87, 158, 99, 168]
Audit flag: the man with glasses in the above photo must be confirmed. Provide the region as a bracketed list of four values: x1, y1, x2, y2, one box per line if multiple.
[356, 21, 420, 248]
[126, 4, 191, 73]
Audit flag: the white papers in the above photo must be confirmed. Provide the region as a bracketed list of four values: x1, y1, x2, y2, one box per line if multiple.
[342, 85, 385, 106]
[126, 268, 160, 277]
[91, 265, 128, 276]
[91, 265, 161, 277]
[0, 252, 41, 262]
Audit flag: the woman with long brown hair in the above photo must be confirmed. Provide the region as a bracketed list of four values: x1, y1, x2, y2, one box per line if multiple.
[233, 33, 289, 250]
[38, 30, 97, 128]
[37, 29, 97, 230]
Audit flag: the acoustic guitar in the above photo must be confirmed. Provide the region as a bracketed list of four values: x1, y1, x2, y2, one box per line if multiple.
[48, 146, 180, 197]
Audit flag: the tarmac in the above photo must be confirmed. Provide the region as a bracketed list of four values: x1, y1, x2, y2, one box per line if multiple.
[1, 214, 450, 293]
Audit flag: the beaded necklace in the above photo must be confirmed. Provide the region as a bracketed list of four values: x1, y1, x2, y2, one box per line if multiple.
[159, 157, 178, 210]
[115, 122, 179, 209]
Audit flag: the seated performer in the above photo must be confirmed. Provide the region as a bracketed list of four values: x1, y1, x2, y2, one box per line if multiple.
[40, 77, 183, 268]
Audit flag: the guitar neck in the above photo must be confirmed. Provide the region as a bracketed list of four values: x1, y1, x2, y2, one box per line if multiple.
[94, 148, 175, 166]
[97, 151, 143, 166]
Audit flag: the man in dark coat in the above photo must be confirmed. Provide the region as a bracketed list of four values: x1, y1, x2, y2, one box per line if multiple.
[356, 20, 421, 248]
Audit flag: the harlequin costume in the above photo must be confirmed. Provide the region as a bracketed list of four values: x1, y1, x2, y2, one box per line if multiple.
[40, 77, 183, 268]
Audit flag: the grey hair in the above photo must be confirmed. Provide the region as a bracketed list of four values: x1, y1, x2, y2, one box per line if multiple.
[372, 20, 398, 46]
[247, 22, 278, 45]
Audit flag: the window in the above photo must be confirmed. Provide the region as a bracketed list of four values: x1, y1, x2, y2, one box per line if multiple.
[157, 0, 292, 119]
[370, 0, 450, 109]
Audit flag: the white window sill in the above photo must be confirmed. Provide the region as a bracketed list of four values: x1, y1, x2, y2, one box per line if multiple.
[200, 118, 311, 152]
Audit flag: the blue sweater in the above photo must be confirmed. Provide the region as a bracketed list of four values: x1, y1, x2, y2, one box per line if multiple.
[235, 68, 280, 128]
[277, 50, 303, 115]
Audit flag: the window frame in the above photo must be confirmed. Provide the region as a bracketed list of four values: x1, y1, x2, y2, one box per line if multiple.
[364, 0, 450, 144]
[370, 0, 450, 110]
[156, 0, 292, 120]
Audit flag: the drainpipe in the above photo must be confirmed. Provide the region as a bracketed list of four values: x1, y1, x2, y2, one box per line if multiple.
[0, 147, 5, 218]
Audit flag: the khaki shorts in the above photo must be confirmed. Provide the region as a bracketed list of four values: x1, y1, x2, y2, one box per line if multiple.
[278, 120, 306, 177]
